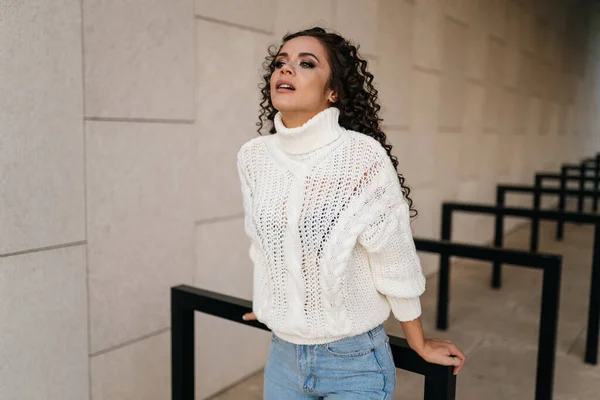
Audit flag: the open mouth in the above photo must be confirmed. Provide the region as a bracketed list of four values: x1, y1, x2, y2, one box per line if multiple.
[276, 82, 295, 92]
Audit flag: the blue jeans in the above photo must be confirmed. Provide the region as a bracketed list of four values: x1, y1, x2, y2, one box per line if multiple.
[263, 324, 396, 399]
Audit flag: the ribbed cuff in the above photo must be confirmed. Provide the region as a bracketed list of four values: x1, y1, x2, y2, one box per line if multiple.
[386, 296, 422, 322]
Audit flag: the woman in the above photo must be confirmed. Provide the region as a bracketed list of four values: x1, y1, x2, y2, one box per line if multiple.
[236, 27, 465, 399]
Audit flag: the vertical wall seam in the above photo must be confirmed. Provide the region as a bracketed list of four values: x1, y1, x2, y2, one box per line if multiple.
[79, 0, 93, 399]
[192, 0, 198, 290]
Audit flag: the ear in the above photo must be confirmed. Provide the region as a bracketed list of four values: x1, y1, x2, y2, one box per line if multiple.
[328, 91, 338, 103]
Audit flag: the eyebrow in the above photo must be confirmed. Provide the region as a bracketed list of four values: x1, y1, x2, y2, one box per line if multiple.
[276, 52, 320, 63]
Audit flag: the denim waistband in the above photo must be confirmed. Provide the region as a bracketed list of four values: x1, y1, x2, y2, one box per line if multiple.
[274, 323, 386, 347]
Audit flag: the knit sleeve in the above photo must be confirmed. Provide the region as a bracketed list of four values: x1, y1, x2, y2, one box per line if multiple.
[357, 156, 426, 322]
[236, 148, 256, 240]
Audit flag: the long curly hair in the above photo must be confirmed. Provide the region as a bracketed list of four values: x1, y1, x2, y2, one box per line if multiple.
[256, 27, 417, 218]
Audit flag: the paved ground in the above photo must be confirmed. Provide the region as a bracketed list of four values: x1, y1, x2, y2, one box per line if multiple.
[210, 216, 600, 399]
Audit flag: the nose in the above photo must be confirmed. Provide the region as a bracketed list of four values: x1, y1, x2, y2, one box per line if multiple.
[280, 62, 294, 76]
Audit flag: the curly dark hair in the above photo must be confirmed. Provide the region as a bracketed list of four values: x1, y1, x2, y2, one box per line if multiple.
[256, 26, 416, 218]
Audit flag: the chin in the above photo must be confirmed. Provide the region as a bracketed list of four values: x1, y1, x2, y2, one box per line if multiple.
[271, 98, 301, 113]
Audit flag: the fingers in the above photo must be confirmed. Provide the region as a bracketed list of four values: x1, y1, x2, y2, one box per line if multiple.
[242, 312, 257, 321]
[448, 355, 462, 374]
[446, 342, 466, 375]
[420, 339, 467, 375]
[447, 355, 458, 367]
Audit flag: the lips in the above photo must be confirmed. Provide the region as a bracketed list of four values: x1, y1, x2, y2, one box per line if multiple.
[275, 79, 295, 91]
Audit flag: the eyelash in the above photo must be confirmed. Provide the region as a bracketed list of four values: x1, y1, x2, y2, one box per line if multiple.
[274, 60, 315, 69]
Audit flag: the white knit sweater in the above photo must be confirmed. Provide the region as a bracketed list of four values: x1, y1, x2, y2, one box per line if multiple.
[236, 107, 426, 345]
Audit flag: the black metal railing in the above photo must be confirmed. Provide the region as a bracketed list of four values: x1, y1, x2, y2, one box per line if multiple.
[535, 173, 600, 214]
[426, 234, 561, 400]
[582, 153, 600, 166]
[171, 284, 457, 400]
[498, 184, 600, 252]
[494, 189, 600, 366]
[552, 163, 600, 239]
[562, 163, 599, 173]
[440, 202, 600, 366]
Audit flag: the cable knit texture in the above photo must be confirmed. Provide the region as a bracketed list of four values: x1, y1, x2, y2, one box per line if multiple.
[236, 107, 426, 345]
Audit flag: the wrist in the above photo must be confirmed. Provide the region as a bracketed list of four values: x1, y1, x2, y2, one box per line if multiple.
[408, 338, 427, 356]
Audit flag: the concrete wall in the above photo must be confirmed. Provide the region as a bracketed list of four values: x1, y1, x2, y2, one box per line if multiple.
[1, 0, 598, 399]
[585, 0, 600, 153]
[375, 0, 597, 258]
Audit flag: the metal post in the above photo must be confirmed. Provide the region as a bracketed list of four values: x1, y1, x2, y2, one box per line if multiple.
[535, 261, 561, 400]
[556, 166, 566, 240]
[437, 204, 452, 330]
[176, 286, 457, 399]
[578, 163, 586, 214]
[492, 188, 504, 288]
[531, 175, 542, 253]
[424, 366, 456, 400]
[171, 289, 195, 400]
[595, 154, 600, 212]
[585, 223, 600, 365]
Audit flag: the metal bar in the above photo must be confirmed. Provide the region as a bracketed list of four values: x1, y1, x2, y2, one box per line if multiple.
[585, 223, 600, 364]
[557, 166, 567, 240]
[445, 203, 599, 223]
[535, 260, 561, 400]
[437, 204, 452, 330]
[595, 154, 600, 212]
[531, 176, 542, 253]
[171, 288, 195, 400]
[415, 238, 560, 268]
[579, 163, 586, 213]
[497, 186, 600, 196]
[536, 174, 600, 182]
[424, 365, 456, 400]
[563, 163, 599, 170]
[493, 187, 505, 288]
[387, 335, 443, 376]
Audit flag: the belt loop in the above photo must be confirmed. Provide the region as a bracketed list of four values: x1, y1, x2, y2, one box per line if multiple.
[368, 324, 382, 341]
[367, 324, 377, 341]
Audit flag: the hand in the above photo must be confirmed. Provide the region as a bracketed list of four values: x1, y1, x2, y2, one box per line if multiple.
[417, 338, 466, 375]
[242, 312, 257, 321]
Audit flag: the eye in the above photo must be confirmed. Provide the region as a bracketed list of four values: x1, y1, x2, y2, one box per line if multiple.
[274, 60, 285, 69]
[300, 61, 315, 68]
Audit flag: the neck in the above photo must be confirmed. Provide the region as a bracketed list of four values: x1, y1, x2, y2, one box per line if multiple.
[274, 107, 343, 155]
[279, 108, 327, 128]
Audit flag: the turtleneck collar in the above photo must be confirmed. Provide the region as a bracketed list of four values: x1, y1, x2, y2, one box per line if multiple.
[273, 107, 343, 155]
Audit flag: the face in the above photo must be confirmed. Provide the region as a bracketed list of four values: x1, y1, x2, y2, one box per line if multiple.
[270, 36, 337, 124]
